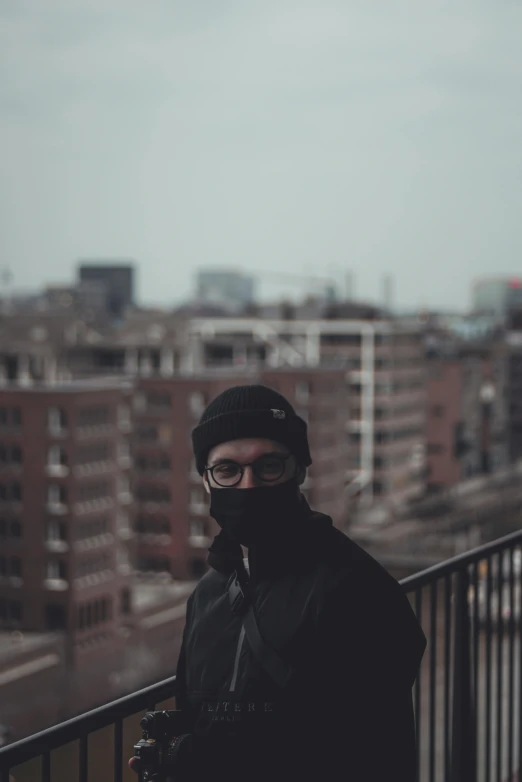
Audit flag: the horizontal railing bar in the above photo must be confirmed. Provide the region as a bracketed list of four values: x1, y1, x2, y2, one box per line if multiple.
[0, 676, 176, 769]
[400, 528, 522, 590]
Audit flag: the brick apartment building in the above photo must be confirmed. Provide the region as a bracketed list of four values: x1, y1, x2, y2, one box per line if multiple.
[425, 343, 508, 490]
[505, 308, 522, 462]
[0, 380, 135, 654]
[133, 366, 351, 580]
[0, 309, 427, 510]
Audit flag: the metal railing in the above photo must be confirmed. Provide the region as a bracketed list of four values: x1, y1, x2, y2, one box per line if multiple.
[2, 528, 522, 782]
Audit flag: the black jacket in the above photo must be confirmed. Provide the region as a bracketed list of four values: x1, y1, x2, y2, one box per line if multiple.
[175, 509, 426, 781]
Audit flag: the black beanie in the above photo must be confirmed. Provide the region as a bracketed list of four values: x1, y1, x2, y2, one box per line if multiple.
[192, 384, 312, 475]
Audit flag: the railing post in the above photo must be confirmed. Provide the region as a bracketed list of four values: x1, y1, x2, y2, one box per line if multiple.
[451, 567, 477, 782]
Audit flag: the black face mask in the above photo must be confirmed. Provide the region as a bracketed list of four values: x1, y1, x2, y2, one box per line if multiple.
[209, 478, 304, 549]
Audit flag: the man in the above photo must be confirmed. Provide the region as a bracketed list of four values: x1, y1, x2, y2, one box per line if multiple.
[132, 384, 426, 781]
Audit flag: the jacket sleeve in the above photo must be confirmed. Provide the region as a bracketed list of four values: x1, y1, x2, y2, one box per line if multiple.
[173, 594, 195, 730]
[310, 574, 426, 782]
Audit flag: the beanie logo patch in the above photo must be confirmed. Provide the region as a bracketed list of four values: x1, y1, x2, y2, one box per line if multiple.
[270, 409, 286, 419]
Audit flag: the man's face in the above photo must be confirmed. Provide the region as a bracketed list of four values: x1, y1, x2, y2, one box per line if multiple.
[203, 438, 297, 492]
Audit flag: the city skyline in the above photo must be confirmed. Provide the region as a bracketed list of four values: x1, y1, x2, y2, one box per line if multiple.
[2, 0, 522, 311]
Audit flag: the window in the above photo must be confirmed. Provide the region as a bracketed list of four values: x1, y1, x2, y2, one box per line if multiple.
[0, 519, 6, 537]
[10, 557, 21, 577]
[48, 445, 67, 467]
[11, 445, 22, 465]
[133, 392, 146, 411]
[76, 553, 112, 578]
[147, 392, 171, 409]
[295, 381, 311, 405]
[77, 480, 111, 503]
[9, 601, 22, 621]
[48, 484, 67, 505]
[135, 454, 171, 472]
[137, 556, 171, 573]
[75, 442, 110, 466]
[136, 515, 170, 535]
[12, 409, 22, 427]
[45, 604, 67, 630]
[0, 409, 6, 426]
[190, 558, 207, 579]
[136, 424, 159, 442]
[11, 482, 22, 502]
[48, 407, 67, 433]
[117, 440, 131, 461]
[117, 405, 130, 427]
[46, 560, 67, 580]
[76, 517, 109, 540]
[120, 588, 131, 615]
[118, 475, 130, 495]
[77, 406, 110, 428]
[189, 518, 207, 538]
[0, 557, 5, 576]
[136, 485, 171, 503]
[190, 487, 205, 507]
[189, 392, 206, 418]
[47, 521, 66, 542]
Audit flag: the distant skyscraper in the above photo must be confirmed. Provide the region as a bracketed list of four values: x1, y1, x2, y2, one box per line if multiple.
[472, 277, 522, 319]
[78, 262, 135, 319]
[196, 269, 255, 313]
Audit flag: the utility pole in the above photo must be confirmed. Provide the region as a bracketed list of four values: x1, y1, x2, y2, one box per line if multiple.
[345, 271, 355, 301]
[382, 273, 394, 313]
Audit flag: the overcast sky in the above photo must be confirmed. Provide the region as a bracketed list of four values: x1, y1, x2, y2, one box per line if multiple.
[1, 0, 522, 311]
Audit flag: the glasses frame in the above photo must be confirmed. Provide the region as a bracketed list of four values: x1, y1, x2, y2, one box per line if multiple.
[204, 453, 293, 488]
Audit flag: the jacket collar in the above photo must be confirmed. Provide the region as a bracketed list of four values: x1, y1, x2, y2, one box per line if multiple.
[206, 501, 333, 582]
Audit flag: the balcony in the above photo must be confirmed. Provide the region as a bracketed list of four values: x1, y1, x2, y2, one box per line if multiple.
[73, 533, 114, 552]
[74, 461, 114, 479]
[188, 535, 212, 548]
[3, 530, 522, 780]
[44, 539, 69, 553]
[74, 497, 115, 516]
[43, 578, 69, 591]
[47, 425, 67, 440]
[46, 500, 68, 515]
[117, 454, 133, 470]
[45, 463, 69, 478]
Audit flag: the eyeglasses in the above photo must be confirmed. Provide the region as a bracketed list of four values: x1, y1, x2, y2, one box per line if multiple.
[205, 453, 293, 488]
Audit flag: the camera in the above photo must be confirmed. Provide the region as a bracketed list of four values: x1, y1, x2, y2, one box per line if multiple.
[133, 710, 194, 782]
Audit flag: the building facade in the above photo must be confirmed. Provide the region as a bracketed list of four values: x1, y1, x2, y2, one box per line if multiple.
[0, 380, 134, 665]
[78, 263, 135, 320]
[425, 343, 508, 491]
[472, 277, 522, 320]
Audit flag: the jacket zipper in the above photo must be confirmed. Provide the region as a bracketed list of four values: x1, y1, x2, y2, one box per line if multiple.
[229, 625, 246, 692]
